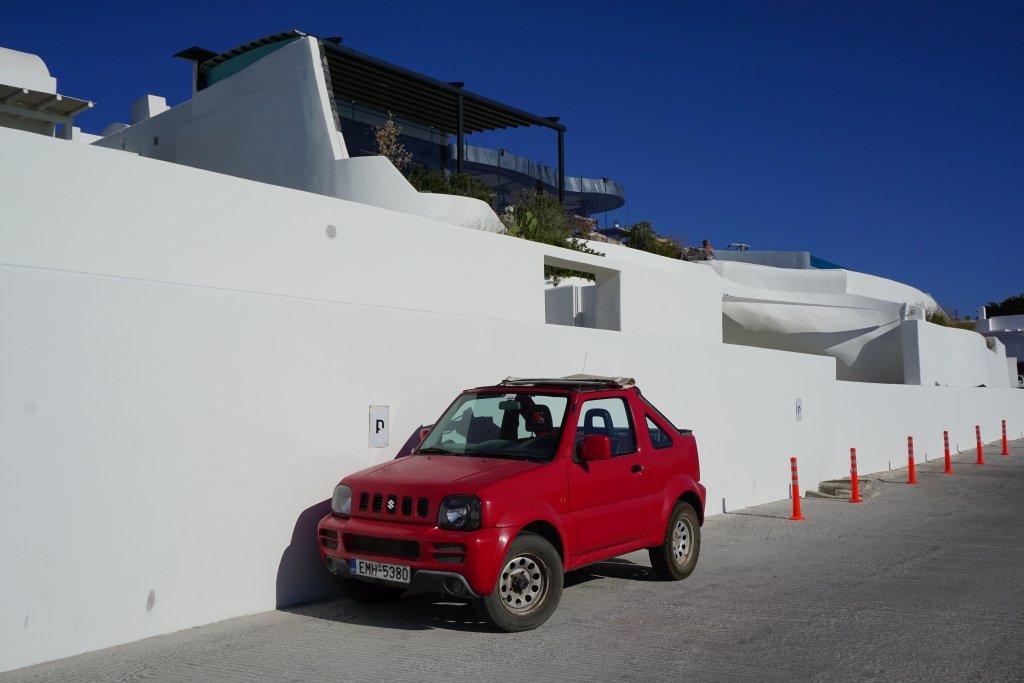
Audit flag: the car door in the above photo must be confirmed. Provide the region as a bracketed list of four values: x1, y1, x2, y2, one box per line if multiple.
[567, 395, 649, 553]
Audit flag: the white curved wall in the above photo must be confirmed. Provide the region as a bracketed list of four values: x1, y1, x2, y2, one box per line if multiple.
[92, 37, 503, 232]
[331, 156, 504, 232]
[0, 47, 56, 93]
[844, 269, 935, 310]
[710, 258, 1014, 386]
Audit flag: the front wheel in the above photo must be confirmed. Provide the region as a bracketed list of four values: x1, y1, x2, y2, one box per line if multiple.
[474, 532, 563, 632]
[649, 501, 701, 580]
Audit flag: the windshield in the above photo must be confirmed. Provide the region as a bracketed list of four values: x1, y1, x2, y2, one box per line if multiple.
[417, 391, 569, 461]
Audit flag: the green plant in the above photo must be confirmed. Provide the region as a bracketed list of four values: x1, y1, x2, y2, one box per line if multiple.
[504, 190, 604, 283]
[927, 310, 976, 330]
[506, 210, 540, 240]
[984, 293, 1024, 317]
[624, 221, 658, 251]
[507, 190, 571, 243]
[623, 221, 682, 259]
[407, 166, 494, 204]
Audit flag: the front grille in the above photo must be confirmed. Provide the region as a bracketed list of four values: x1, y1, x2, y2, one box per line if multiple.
[355, 490, 430, 520]
[319, 529, 339, 551]
[345, 534, 419, 560]
[432, 542, 466, 565]
[433, 543, 465, 552]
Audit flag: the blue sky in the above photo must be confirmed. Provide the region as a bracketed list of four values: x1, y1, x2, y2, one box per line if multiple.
[3, 1, 1021, 317]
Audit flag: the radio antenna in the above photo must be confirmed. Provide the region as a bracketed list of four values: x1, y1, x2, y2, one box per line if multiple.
[575, 353, 588, 404]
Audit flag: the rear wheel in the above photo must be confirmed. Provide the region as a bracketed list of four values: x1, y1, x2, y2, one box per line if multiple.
[474, 532, 562, 632]
[336, 577, 406, 603]
[649, 501, 701, 581]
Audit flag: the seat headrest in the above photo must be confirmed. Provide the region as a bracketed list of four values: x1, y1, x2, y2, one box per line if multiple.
[584, 408, 613, 433]
[525, 404, 553, 432]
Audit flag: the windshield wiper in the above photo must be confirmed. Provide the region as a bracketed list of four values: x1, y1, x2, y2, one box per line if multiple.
[417, 447, 459, 455]
[470, 451, 548, 462]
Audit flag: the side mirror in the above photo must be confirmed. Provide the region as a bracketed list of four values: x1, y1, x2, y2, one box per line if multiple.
[579, 434, 612, 461]
[418, 426, 432, 444]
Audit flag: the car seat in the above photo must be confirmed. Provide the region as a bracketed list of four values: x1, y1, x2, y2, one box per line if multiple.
[583, 408, 613, 436]
[525, 404, 554, 437]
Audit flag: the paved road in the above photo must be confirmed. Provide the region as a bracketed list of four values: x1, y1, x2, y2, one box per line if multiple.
[6, 441, 1024, 682]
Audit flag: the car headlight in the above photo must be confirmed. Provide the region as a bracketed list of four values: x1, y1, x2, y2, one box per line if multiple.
[331, 484, 352, 517]
[437, 495, 482, 531]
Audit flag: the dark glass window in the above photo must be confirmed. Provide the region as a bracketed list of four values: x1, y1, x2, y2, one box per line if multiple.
[646, 415, 673, 449]
[576, 397, 637, 456]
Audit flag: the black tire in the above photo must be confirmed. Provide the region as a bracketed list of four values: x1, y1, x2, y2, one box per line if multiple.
[649, 501, 701, 581]
[474, 532, 563, 632]
[335, 576, 406, 603]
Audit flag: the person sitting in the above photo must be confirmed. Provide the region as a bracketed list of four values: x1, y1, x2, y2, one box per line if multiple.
[700, 239, 715, 260]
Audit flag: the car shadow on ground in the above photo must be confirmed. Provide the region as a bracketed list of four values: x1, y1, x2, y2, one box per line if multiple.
[564, 557, 656, 586]
[280, 593, 488, 632]
[280, 557, 656, 633]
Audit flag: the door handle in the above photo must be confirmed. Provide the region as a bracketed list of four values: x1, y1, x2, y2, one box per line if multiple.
[631, 464, 643, 473]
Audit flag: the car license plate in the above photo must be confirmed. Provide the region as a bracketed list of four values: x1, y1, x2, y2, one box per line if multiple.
[349, 557, 411, 584]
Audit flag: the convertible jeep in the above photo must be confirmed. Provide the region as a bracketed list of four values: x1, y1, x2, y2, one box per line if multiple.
[317, 375, 705, 631]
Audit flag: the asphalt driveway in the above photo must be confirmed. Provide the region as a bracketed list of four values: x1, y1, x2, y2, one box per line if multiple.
[6, 441, 1024, 682]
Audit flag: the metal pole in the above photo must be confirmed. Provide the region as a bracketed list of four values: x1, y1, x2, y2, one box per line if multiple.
[603, 177, 608, 229]
[557, 129, 565, 205]
[456, 92, 464, 175]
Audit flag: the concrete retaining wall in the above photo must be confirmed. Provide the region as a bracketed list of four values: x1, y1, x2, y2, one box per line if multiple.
[3, 127, 1023, 671]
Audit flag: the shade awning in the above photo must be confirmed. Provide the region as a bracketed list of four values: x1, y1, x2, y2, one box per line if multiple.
[0, 83, 94, 137]
[322, 43, 563, 135]
[185, 30, 564, 135]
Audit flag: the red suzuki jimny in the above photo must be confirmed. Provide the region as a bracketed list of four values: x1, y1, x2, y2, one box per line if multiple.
[317, 375, 705, 631]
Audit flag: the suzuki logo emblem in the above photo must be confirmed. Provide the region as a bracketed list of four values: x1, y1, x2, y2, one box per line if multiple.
[386, 497, 396, 512]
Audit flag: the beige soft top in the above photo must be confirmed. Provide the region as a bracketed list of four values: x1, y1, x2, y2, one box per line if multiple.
[501, 375, 636, 389]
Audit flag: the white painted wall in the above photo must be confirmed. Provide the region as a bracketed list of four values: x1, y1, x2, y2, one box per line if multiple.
[977, 313, 1024, 332]
[710, 259, 1016, 386]
[902, 320, 1012, 388]
[330, 155, 504, 232]
[0, 47, 56, 92]
[545, 282, 578, 327]
[91, 38, 503, 232]
[844, 269, 935, 309]
[2, 127, 1024, 672]
[545, 279, 601, 329]
[829, 381, 1021, 476]
[4, 128, 536, 325]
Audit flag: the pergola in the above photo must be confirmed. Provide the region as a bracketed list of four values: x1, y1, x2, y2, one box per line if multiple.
[0, 83, 93, 139]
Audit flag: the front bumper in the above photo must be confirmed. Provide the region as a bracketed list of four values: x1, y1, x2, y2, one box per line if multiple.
[317, 514, 511, 597]
[323, 555, 480, 598]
